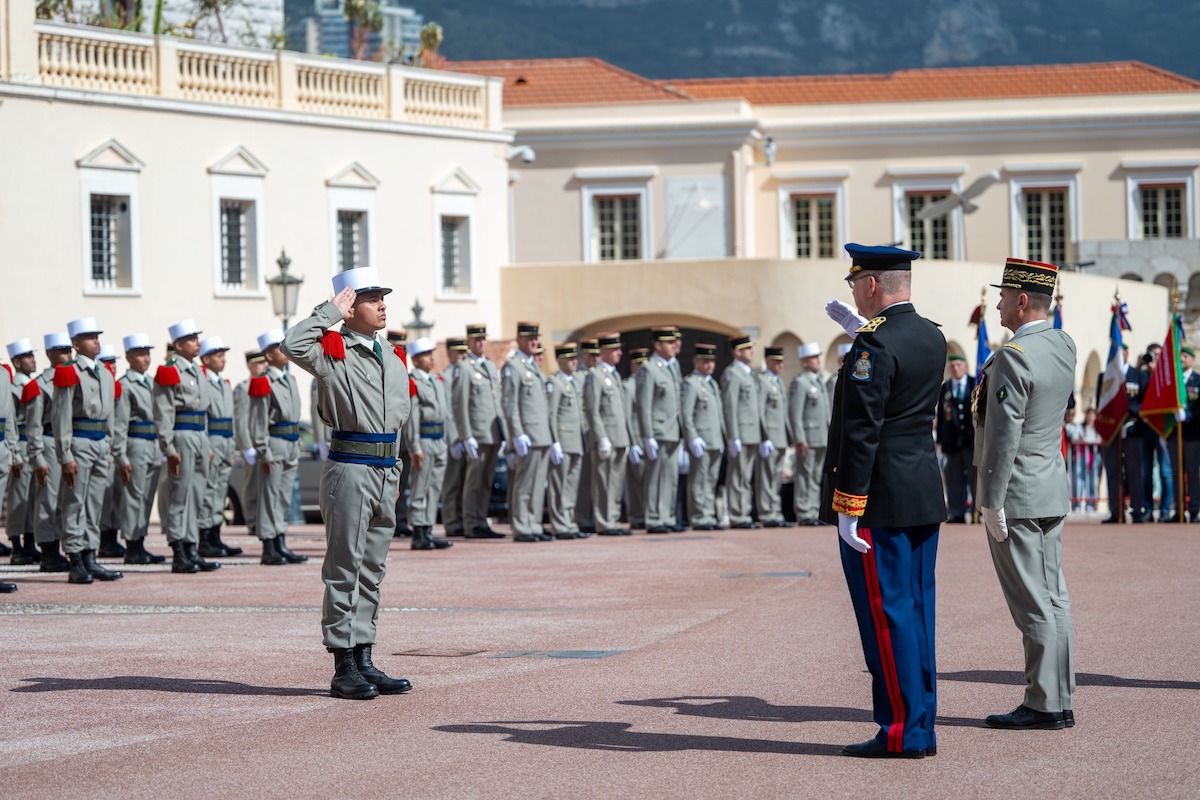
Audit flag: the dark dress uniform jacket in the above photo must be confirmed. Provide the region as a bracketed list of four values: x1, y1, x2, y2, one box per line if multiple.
[935, 375, 975, 454]
[819, 303, 947, 529]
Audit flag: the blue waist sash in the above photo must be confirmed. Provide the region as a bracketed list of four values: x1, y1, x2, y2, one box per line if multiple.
[328, 430, 397, 467]
[174, 409, 206, 432]
[208, 416, 234, 437]
[72, 417, 107, 440]
[269, 421, 300, 441]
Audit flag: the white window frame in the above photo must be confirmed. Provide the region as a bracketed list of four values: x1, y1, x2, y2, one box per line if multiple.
[79, 166, 141, 296]
[210, 173, 265, 298]
[777, 178, 847, 260]
[1005, 165, 1080, 258]
[327, 186, 376, 276]
[581, 182, 652, 263]
[890, 175, 964, 261]
[1124, 167, 1196, 240]
[433, 190, 477, 301]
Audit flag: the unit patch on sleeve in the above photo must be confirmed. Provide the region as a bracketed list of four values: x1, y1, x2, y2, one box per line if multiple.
[996, 384, 1010, 404]
[850, 348, 875, 383]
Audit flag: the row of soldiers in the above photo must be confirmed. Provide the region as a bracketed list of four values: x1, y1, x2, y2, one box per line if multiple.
[414, 321, 854, 546]
[0, 318, 314, 590]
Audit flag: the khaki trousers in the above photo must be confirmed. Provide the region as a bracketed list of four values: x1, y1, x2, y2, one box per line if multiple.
[687, 449, 721, 527]
[793, 445, 826, 521]
[511, 446, 551, 535]
[408, 438, 447, 528]
[202, 435, 235, 528]
[463, 443, 500, 532]
[754, 447, 787, 522]
[60, 436, 111, 554]
[33, 439, 62, 545]
[257, 436, 299, 540]
[547, 451, 583, 534]
[120, 437, 160, 541]
[591, 446, 628, 532]
[161, 429, 209, 545]
[5, 455, 34, 540]
[440, 452, 467, 533]
[576, 448, 595, 529]
[726, 448, 757, 525]
[645, 440, 680, 528]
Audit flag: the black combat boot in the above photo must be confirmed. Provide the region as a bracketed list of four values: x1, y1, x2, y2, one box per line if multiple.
[429, 530, 454, 548]
[0, 581, 15, 593]
[260, 538, 286, 566]
[410, 527, 434, 550]
[276, 534, 307, 563]
[98, 529, 126, 558]
[81, 549, 123, 581]
[352, 644, 412, 695]
[10, 537, 35, 566]
[330, 648, 379, 700]
[183, 541, 220, 572]
[24, 535, 42, 561]
[210, 523, 242, 556]
[171, 541, 199, 574]
[38, 540, 70, 572]
[123, 538, 154, 565]
[197, 527, 223, 558]
[0, 539, 11, 556]
[67, 551, 94, 584]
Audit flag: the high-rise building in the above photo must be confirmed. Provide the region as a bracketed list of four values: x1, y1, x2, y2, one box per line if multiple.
[284, 0, 424, 61]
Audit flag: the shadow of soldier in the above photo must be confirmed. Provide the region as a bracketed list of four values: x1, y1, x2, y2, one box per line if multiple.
[939, 670, 1200, 691]
[11, 676, 327, 697]
[432, 720, 845, 756]
[616, 695, 983, 728]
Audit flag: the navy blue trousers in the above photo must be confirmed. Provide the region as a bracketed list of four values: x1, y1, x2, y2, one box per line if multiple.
[840, 523, 940, 753]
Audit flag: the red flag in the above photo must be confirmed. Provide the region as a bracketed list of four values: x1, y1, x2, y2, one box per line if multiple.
[1140, 314, 1187, 438]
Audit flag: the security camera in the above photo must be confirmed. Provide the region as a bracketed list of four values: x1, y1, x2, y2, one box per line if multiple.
[508, 145, 535, 164]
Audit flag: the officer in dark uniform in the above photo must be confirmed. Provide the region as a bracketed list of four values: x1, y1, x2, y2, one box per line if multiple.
[1123, 357, 1152, 522]
[935, 353, 976, 522]
[820, 243, 947, 759]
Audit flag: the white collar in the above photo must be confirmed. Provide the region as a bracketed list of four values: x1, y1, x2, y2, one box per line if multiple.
[345, 328, 378, 350]
[1015, 319, 1050, 336]
[76, 354, 96, 370]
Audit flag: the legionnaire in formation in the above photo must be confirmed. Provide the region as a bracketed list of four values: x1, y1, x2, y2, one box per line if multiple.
[112, 334, 166, 565]
[440, 337, 469, 537]
[29, 334, 74, 574]
[455, 323, 507, 539]
[585, 333, 632, 536]
[503, 322, 554, 542]
[284, 266, 413, 701]
[249, 328, 307, 566]
[233, 350, 267, 538]
[388, 328, 414, 539]
[575, 338, 601, 534]
[790, 342, 831, 526]
[722, 334, 762, 529]
[405, 336, 453, 550]
[756, 346, 792, 528]
[6, 339, 38, 566]
[682, 343, 724, 530]
[623, 348, 648, 530]
[638, 328, 683, 533]
[821, 243, 946, 759]
[96, 344, 125, 558]
[0, 351, 20, 590]
[199, 336, 242, 558]
[547, 342, 586, 539]
[936, 353, 976, 523]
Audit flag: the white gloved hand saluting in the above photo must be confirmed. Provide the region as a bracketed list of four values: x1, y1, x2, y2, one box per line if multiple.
[644, 437, 660, 461]
[689, 437, 706, 459]
[837, 512, 871, 553]
[464, 437, 480, 461]
[982, 507, 1009, 542]
[514, 434, 532, 458]
[549, 442, 563, 465]
[728, 438, 742, 457]
[758, 440, 775, 458]
[826, 299, 868, 338]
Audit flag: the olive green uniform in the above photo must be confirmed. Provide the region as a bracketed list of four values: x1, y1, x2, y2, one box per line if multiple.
[112, 370, 160, 542]
[153, 356, 210, 546]
[249, 365, 301, 542]
[53, 356, 115, 554]
[405, 366, 450, 528]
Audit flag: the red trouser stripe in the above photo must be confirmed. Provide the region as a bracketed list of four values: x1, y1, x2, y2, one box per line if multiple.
[860, 527, 906, 752]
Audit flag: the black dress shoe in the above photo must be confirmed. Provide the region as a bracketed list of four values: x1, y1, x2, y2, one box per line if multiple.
[646, 525, 671, 534]
[554, 532, 580, 540]
[1063, 710, 1075, 728]
[985, 704, 1066, 730]
[444, 527, 465, 538]
[761, 519, 794, 528]
[841, 738, 925, 759]
[731, 521, 762, 530]
[467, 527, 505, 539]
[1160, 514, 1181, 523]
[925, 747, 938, 756]
[692, 523, 716, 531]
[1101, 515, 1121, 524]
[947, 515, 967, 524]
[513, 534, 542, 542]
[670, 524, 689, 532]
[0, 581, 17, 593]
[800, 518, 822, 526]
[429, 535, 453, 549]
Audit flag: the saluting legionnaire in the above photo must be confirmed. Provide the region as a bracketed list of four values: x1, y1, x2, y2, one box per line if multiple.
[111, 333, 166, 565]
[53, 317, 123, 584]
[682, 343, 725, 530]
[285, 266, 413, 701]
[546, 343, 585, 539]
[722, 334, 762, 529]
[502, 322, 554, 542]
[153, 320, 220, 574]
[5, 339, 38, 566]
[387, 328, 414, 539]
[584, 333, 632, 536]
[623, 348, 649, 530]
[439, 337, 469, 537]
[828, 342, 851, 408]
[790, 342, 831, 526]
[575, 338, 601, 534]
[233, 350, 267, 537]
[95, 344, 126, 558]
[937, 353, 977, 523]
[637, 327, 683, 533]
[198, 336, 242, 558]
[405, 336, 453, 550]
[976, 258, 1078, 731]
[820, 243, 946, 758]
[27, 333, 74, 573]
[249, 328, 307, 566]
[756, 346, 793, 527]
[454, 323, 508, 539]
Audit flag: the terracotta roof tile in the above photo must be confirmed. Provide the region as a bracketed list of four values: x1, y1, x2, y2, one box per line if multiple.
[445, 58, 691, 107]
[660, 61, 1200, 105]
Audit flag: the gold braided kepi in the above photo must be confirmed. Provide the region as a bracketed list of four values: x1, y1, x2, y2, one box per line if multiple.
[992, 257, 1059, 296]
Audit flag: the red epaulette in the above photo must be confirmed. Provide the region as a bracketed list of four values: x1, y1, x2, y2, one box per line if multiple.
[154, 365, 181, 386]
[248, 375, 271, 398]
[115, 381, 122, 400]
[1, 364, 11, 380]
[409, 377, 417, 398]
[321, 330, 346, 360]
[20, 380, 41, 404]
[53, 364, 80, 388]
[394, 346, 407, 366]
[103, 362, 116, 376]
[1061, 426, 1068, 459]
[201, 365, 207, 377]
[438, 374, 444, 383]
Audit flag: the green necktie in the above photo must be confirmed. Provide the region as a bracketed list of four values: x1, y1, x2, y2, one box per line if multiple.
[373, 340, 383, 360]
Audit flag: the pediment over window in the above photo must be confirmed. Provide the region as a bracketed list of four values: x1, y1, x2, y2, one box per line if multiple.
[432, 167, 481, 196]
[326, 162, 380, 189]
[208, 146, 269, 177]
[76, 139, 144, 172]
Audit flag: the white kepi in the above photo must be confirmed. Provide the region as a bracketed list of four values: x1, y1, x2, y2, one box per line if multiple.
[200, 336, 231, 357]
[332, 266, 391, 296]
[123, 333, 153, 352]
[44, 332, 71, 351]
[168, 319, 201, 341]
[67, 317, 102, 338]
[5, 339, 34, 359]
[407, 337, 435, 357]
[257, 329, 285, 352]
[797, 342, 821, 359]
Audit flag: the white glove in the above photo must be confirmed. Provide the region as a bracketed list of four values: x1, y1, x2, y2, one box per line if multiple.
[728, 438, 742, 457]
[464, 437, 480, 461]
[677, 447, 690, 474]
[515, 434, 532, 458]
[1177, 408, 1188, 422]
[317, 441, 330, 460]
[549, 442, 563, 465]
[242, 448, 256, 466]
[497, 439, 507, 457]
[689, 437, 706, 459]
[628, 445, 643, 465]
[758, 440, 775, 458]
[505, 452, 516, 471]
[838, 512, 871, 553]
[450, 440, 465, 460]
[644, 437, 660, 461]
[982, 507, 1009, 543]
[598, 437, 614, 460]
[826, 299, 868, 338]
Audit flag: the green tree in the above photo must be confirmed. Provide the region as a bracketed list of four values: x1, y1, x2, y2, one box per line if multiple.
[343, 0, 383, 61]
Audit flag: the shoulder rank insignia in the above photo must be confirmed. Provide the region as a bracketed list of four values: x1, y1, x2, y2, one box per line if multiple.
[850, 348, 874, 383]
[996, 385, 1010, 404]
[1003, 342, 1024, 353]
[855, 316, 886, 334]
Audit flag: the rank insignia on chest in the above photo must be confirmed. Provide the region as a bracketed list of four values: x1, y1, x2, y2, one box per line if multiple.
[996, 385, 1010, 404]
[850, 349, 874, 383]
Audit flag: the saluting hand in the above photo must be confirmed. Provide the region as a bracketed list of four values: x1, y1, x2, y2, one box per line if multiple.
[333, 286, 357, 320]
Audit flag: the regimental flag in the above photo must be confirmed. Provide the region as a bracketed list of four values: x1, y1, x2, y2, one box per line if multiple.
[1052, 296, 1063, 329]
[1140, 313, 1188, 438]
[1095, 300, 1132, 445]
[969, 301, 990, 379]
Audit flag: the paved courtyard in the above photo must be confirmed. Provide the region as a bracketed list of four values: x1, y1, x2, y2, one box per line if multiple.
[1, 520, 1197, 799]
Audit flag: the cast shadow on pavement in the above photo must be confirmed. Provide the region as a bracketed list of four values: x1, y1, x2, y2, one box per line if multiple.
[617, 696, 984, 728]
[940, 670, 1200, 691]
[11, 676, 327, 697]
[432, 720, 845, 756]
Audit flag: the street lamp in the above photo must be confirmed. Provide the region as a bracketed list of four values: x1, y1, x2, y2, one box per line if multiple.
[266, 248, 304, 331]
[404, 298, 433, 340]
